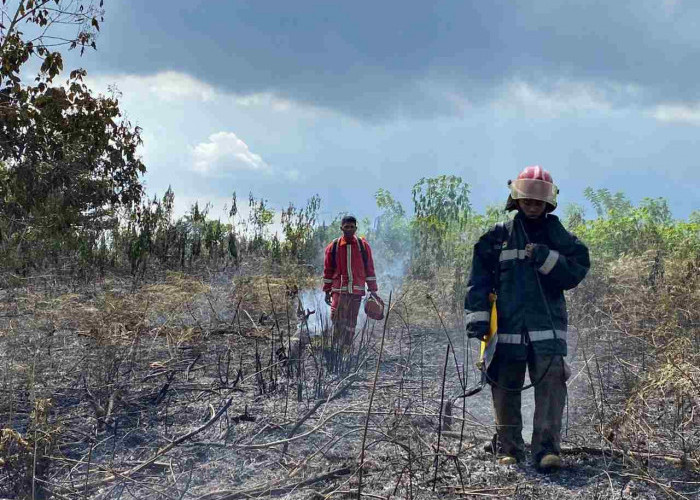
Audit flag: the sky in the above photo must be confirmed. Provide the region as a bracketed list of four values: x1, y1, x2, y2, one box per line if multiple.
[59, 0, 700, 223]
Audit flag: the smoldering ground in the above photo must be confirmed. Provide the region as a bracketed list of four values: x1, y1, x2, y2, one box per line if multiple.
[1, 234, 698, 499]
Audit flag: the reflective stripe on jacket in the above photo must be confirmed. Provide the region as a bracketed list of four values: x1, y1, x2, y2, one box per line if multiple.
[322, 235, 378, 295]
[464, 212, 590, 359]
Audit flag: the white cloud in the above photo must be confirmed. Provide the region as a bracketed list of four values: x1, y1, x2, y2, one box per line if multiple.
[234, 93, 294, 112]
[87, 71, 320, 116]
[191, 131, 270, 174]
[649, 103, 700, 125]
[88, 71, 218, 102]
[495, 80, 612, 116]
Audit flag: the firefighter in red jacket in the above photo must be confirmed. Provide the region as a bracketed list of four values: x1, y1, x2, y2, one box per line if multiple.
[322, 215, 379, 350]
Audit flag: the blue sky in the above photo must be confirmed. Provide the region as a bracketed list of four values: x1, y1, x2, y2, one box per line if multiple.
[65, 0, 699, 223]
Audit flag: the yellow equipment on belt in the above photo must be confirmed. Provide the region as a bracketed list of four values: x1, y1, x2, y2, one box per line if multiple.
[462, 293, 499, 398]
[477, 292, 498, 372]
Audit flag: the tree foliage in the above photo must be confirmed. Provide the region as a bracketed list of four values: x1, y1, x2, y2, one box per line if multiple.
[411, 175, 471, 275]
[575, 189, 700, 262]
[280, 194, 320, 262]
[0, 0, 145, 272]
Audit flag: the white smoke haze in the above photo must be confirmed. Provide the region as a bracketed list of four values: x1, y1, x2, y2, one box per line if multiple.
[296, 288, 330, 338]
[295, 288, 375, 337]
[375, 254, 409, 294]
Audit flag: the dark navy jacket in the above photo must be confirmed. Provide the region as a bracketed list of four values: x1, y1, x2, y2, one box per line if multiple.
[465, 212, 590, 360]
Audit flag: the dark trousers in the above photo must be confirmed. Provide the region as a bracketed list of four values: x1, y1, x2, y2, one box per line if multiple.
[489, 346, 567, 462]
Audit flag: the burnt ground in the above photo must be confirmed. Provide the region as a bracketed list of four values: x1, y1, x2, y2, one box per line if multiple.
[0, 274, 698, 499]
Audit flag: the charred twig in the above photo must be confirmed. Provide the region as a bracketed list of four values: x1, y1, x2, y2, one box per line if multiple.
[55, 397, 234, 495]
[242, 309, 260, 333]
[216, 348, 232, 386]
[427, 294, 464, 390]
[152, 371, 175, 405]
[196, 466, 352, 500]
[283, 371, 360, 453]
[358, 291, 392, 500]
[288, 427, 362, 477]
[561, 445, 700, 469]
[433, 344, 450, 491]
[255, 339, 266, 395]
[185, 354, 201, 381]
[266, 279, 283, 345]
[234, 408, 367, 450]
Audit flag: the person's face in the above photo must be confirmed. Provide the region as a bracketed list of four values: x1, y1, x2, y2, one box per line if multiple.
[518, 198, 546, 219]
[341, 221, 357, 237]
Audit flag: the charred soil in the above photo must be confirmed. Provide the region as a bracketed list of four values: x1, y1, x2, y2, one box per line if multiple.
[0, 269, 698, 499]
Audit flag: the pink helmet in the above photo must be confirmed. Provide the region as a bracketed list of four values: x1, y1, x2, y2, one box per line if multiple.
[505, 165, 558, 212]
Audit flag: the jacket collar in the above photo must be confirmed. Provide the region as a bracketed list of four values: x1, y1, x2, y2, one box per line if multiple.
[514, 210, 547, 224]
[339, 234, 357, 246]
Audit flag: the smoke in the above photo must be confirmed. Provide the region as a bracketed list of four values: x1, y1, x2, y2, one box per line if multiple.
[373, 250, 409, 294]
[296, 288, 330, 338]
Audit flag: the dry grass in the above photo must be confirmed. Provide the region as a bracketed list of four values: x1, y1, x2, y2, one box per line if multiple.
[568, 251, 700, 488]
[1, 254, 699, 498]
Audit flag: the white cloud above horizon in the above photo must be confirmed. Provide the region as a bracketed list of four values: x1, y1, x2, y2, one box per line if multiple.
[86, 71, 319, 115]
[191, 131, 270, 174]
[649, 103, 700, 125]
[88, 71, 219, 102]
[79, 68, 699, 222]
[494, 80, 614, 117]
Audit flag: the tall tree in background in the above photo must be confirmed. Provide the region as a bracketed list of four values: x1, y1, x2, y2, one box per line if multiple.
[411, 175, 471, 276]
[0, 1, 145, 269]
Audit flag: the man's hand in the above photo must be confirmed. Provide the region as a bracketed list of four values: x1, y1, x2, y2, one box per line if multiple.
[466, 322, 489, 341]
[324, 291, 332, 306]
[525, 243, 549, 264]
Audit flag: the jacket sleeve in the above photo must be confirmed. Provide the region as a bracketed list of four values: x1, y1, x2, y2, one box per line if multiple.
[535, 217, 590, 291]
[363, 239, 378, 292]
[322, 242, 335, 292]
[465, 226, 500, 333]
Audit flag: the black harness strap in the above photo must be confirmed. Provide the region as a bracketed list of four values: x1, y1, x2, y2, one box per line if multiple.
[331, 237, 369, 273]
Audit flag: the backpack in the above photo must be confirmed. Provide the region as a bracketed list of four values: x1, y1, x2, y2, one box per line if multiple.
[330, 237, 369, 273]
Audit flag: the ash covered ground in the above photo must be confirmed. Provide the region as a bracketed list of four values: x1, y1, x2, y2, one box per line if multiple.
[0, 275, 697, 499]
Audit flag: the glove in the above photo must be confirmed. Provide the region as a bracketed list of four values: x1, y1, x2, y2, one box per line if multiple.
[324, 291, 332, 305]
[526, 243, 550, 265]
[466, 322, 489, 340]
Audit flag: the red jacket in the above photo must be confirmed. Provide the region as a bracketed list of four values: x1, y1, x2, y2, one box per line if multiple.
[323, 235, 378, 295]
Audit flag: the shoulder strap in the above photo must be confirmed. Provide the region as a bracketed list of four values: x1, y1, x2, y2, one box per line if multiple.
[331, 238, 339, 269]
[493, 221, 512, 291]
[497, 221, 512, 246]
[357, 238, 369, 272]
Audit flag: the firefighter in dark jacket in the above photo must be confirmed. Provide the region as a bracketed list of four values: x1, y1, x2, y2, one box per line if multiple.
[465, 166, 590, 470]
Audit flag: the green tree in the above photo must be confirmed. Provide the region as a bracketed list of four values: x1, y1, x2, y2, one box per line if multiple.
[411, 175, 471, 275]
[373, 188, 410, 271]
[563, 203, 586, 231]
[0, 1, 145, 271]
[583, 187, 632, 218]
[280, 194, 320, 262]
[247, 192, 274, 254]
[152, 186, 176, 265]
[577, 190, 700, 261]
